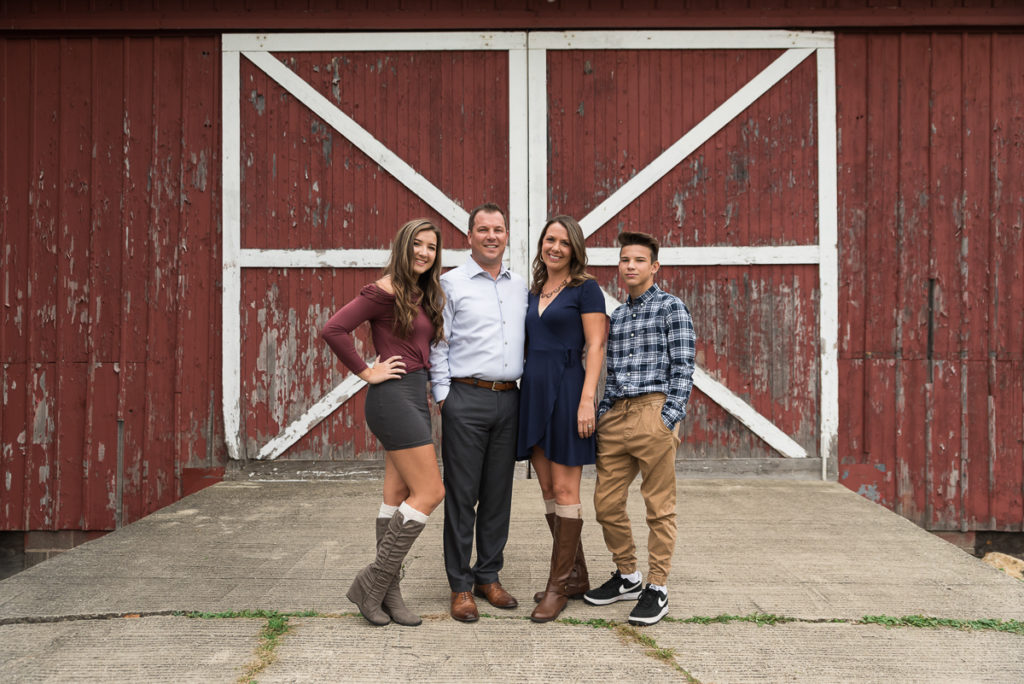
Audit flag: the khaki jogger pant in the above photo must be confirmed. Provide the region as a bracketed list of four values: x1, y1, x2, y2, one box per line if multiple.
[593, 393, 680, 586]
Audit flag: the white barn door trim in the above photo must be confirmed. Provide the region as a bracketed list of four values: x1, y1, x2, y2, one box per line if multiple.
[221, 32, 530, 461]
[221, 31, 838, 478]
[527, 31, 837, 476]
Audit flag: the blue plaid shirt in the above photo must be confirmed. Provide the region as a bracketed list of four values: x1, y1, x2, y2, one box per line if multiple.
[598, 283, 696, 429]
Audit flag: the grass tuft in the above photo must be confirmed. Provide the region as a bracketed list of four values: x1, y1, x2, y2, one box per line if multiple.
[860, 614, 1024, 635]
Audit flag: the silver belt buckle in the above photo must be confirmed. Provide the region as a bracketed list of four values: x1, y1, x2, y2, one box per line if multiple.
[490, 380, 501, 391]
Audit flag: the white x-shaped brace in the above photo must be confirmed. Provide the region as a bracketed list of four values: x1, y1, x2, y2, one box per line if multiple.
[229, 43, 834, 464]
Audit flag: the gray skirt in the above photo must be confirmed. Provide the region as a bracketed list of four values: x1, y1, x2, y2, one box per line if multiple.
[364, 369, 433, 451]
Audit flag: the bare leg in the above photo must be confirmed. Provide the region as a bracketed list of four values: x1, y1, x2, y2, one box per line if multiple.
[530, 447, 555, 501]
[386, 443, 444, 514]
[382, 455, 411, 507]
[549, 461, 583, 507]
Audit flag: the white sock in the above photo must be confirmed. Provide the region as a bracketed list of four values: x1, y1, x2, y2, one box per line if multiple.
[543, 498, 556, 515]
[398, 501, 429, 524]
[649, 583, 668, 595]
[621, 570, 642, 584]
[378, 503, 400, 519]
[554, 503, 582, 519]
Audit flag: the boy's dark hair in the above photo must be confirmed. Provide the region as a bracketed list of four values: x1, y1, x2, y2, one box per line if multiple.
[617, 231, 659, 261]
[467, 202, 507, 233]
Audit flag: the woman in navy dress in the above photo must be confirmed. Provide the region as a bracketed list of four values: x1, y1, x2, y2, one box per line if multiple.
[518, 215, 607, 623]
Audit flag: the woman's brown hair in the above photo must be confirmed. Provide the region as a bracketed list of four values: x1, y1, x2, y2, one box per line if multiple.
[530, 215, 594, 295]
[383, 218, 445, 345]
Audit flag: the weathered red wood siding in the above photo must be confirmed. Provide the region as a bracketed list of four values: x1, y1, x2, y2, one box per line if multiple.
[546, 48, 821, 459]
[836, 32, 1024, 532]
[2, 2, 1023, 534]
[237, 49, 510, 460]
[1, 36, 224, 531]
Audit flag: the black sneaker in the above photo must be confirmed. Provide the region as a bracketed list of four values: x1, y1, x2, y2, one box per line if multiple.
[583, 570, 643, 606]
[628, 584, 668, 626]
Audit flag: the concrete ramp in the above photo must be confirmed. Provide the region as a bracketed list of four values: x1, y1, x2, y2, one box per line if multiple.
[2, 478, 1022, 682]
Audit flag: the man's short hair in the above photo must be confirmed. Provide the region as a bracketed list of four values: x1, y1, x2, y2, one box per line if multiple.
[467, 203, 507, 233]
[617, 231, 659, 261]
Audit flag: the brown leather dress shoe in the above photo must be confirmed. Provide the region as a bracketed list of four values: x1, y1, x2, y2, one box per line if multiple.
[450, 591, 479, 622]
[473, 581, 519, 609]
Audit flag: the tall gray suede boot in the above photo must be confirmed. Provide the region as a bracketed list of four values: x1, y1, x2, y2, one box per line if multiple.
[375, 516, 422, 626]
[347, 510, 425, 626]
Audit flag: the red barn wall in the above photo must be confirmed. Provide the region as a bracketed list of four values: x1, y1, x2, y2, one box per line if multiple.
[1, 2, 1022, 534]
[836, 32, 1024, 532]
[1, 36, 225, 531]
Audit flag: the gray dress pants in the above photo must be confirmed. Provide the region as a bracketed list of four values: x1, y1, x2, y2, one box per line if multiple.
[440, 381, 519, 592]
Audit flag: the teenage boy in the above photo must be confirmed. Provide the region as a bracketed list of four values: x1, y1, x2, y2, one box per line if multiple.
[583, 231, 695, 626]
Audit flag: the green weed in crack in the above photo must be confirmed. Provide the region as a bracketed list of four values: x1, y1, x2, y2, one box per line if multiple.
[179, 610, 317, 683]
[670, 612, 797, 627]
[554, 616, 700, 682]
[860, 615, 1024, 634]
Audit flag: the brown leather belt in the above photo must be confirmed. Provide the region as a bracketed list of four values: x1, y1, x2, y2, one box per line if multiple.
[452, 377, 518, 391]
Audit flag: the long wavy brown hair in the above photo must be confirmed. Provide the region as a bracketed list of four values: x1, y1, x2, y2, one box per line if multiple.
[530, 215, 594, 295]
[383, 218, 445, 345]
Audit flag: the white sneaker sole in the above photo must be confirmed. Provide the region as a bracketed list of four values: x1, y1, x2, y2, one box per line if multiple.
[582, 587, 642, 606]
[627, 604, 668, 625]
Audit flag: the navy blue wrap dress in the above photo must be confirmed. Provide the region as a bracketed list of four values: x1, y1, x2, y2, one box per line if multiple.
[516, 278, 606, 466]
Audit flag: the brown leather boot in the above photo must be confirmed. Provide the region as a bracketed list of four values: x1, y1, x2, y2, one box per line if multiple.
[531, 515, 583, 623]
[534, 512, 589, 602]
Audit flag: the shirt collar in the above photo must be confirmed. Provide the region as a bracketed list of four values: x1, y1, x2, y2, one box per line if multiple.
[627, 283, 660, 307]
[465, 255, 511, 280]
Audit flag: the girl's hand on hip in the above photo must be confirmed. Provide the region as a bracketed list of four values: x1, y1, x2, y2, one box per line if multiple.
[361, 355, 406, 384]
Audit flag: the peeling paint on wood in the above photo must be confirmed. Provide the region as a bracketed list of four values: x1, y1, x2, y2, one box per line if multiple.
[1, 36, 224, 531]
[836, 33, 1024, 532]
[2, 26, 1023, 537]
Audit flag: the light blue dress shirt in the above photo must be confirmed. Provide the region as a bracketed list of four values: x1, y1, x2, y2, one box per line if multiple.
[429, 257, 528, 403]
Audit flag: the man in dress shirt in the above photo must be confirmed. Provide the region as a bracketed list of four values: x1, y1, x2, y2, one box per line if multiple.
[430, 203, 528, 622]
[583, 231, 695, 627]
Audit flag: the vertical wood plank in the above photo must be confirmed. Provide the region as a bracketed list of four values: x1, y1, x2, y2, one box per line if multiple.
[863, 34, 900, 359]
[990, 34, 1024, 361]
[1, 41, 30, 527]
[963, 360, 991, 529]
[927, 32, 963, 362]
[895, 359, 929, 526]
[836, 34, 868, 472]
[989, 361, 1024, 530]
[928, 359, 962, 529]
[28, 38, 61, 529]
[1, 364, 28, 528]
[82, 37, 124, 530]
[961, 34, 992, 363]
[177, 37, 220, 471]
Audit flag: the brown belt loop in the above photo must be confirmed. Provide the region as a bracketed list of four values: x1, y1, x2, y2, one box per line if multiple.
[451, 377, 518, 392]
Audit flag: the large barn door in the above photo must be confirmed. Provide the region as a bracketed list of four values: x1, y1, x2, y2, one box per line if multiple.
[221, 31, 837, 475]
[221, 33, 528, 461]
[528, 32, 837, 474]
